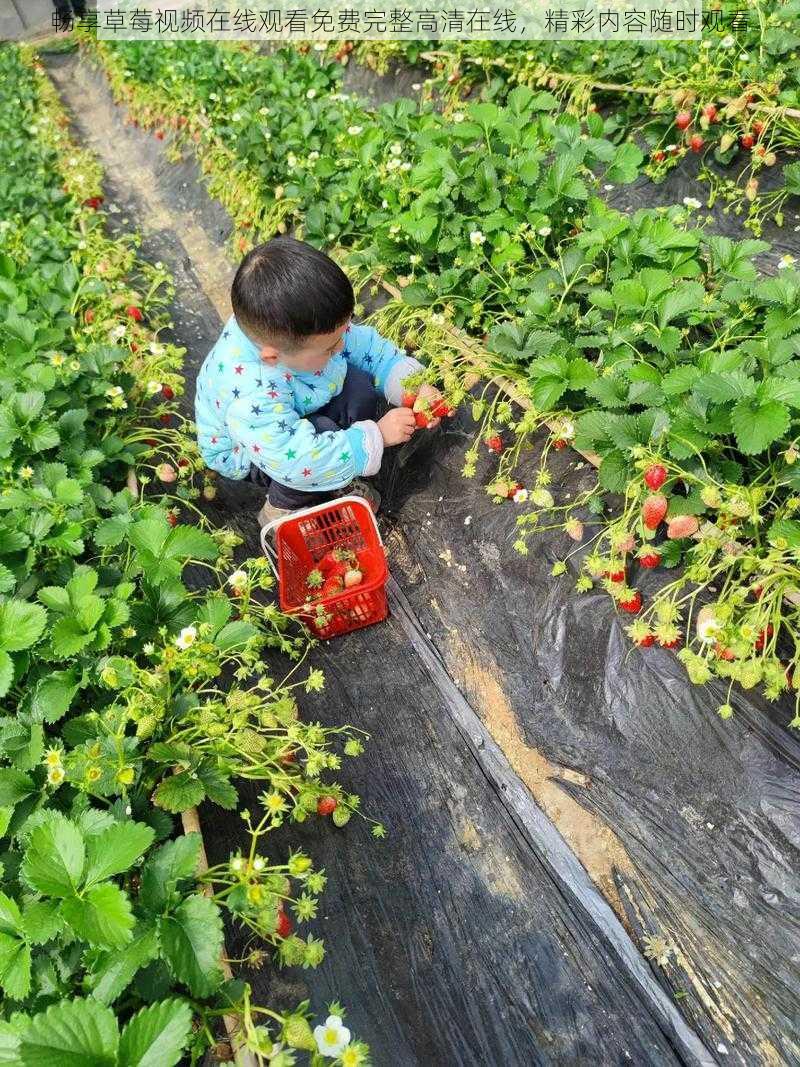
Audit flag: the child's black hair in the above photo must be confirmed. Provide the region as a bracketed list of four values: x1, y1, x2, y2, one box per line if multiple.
[231, 236, 355, 350]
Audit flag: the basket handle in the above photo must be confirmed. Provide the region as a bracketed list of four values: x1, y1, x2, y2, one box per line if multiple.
[259, 494, 383, 577]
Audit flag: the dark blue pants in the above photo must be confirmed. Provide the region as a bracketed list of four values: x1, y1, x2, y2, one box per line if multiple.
[248, 364, 379, 509]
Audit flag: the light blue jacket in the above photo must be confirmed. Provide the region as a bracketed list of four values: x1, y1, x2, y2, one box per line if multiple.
[194, 315, 422, 488]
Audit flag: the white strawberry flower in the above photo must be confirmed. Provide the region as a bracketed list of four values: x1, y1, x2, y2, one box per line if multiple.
[232, 112, 242, 122]
[228, 569, 248, 589]
[453, 112, 465, 123]
[313, 1015, 351, 1058]
[513, 488, 529, 504]
[306, 88, 317, 99]
[778, 254, 796, 270]
[110, 325, 127, 340]
[470, 230, 486, 246]
[682, 197, 702, 210]
[401, 162, 412, 171]
[390, 142, 402, 155]
[175, 625, 197, 651]
[382, 199, 389, 208]
[720, 34, 735, 47]
[537, 225, 552, 236]
[387, 158, 402, 171]
[259, 106, 270, 116]
[347, 125, 363, 136]
[309, 150, 320, 161]
[287, 153, 297, 169]
[410, 254, 422, 265]
[146, 380, 162, 395]
[252, 856, 265, 871]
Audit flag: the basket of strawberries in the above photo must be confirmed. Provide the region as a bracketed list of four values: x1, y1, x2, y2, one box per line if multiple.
[260, 495, 389, 639]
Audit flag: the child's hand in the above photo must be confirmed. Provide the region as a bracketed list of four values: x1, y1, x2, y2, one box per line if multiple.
[377, 407, 417, 446]
[415, 383, 444, 430]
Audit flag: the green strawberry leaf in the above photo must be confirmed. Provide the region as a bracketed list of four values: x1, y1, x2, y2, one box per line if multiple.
[0, 600, 46, 652]
[117, 998, 193, 1067]
[152, 772, 206, 814]
[83, 822, 155, 889]
[730, 398, 790, 454]
[17, 997, 118, 1067]
[88, 926, 160, 1007]
[61, 883, 135, 948]
[139, 835, 201, 914]
[21, 813, 85, 899]
[160, 894, 224, 997]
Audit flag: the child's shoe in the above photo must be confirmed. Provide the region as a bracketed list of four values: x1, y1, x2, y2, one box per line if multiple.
[257, 499, 291, 531]
[347, 479, 381, 514]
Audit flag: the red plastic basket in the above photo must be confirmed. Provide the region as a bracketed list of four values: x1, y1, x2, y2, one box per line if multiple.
[260, 495, 389, 639]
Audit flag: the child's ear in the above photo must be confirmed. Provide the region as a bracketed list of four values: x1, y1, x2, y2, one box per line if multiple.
[259, 344, 280, 365]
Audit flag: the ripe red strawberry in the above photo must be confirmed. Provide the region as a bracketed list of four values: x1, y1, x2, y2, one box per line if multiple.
[130, 342, 139, 352]
[638, 551, 661, 568]
[317, 795, 337, 816]
[715, 643, 736, 661]
[740, 133, 754, 149]
[401, 391, 416, 409]
[82, 196, 103, 209]
[415, 410, 431, 428]
[643, 464, 667, 491]
[553, 439, 567, 450]
[485, 435, 504, 454]
[506, 482, 523, 500]
[620, 590, 642, 614]
[642, 493, 668, 530]
[638, 634, 655, 647]
[155, 130, 165, 141]
[752, 119, 764, 136]
[321, 575, 344, 598]
[430, 398, 455, 418]
[675, 111, 692, 130]
[606, 568, 626, 583]
[703, 103, 718, 122]
[689, 134, 704, 153]
[144, 438, 158, 447]
[160, 413, 171, 425]
[751, 584, 764, 600]
[177, 458, 190, 469]
[162, 385, 175, 400]
[126, 305, 143, 321]
[754, 624, 774, 651]
[660, 636, 681, 649]
[667, 514, 700, 539]
[652, 150, 666, 162]
[85, 309, 95, 324]
[276, 912, 292, 938]
[279, 749, 296, 765]
[167, 513, 178, 527]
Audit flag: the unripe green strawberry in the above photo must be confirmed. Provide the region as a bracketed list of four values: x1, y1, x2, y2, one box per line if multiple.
[332, 806, 352, 827]
[283, 1016, 316, 1052]
[135, 714, 158, 738]
[237, 729, 266, 754]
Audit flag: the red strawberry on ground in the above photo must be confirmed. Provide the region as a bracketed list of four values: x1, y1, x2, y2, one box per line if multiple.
[638, 634, 656, 647]
[317, 796, 337, 816]
[126, 305, 143, 321]
[643, 464, 667, 491]
[675, 110, 692, 130]
[553, 439, 567, 450]
[638, 551, 661, 568]
[620, 590, 642, 614]
[642, 493, 668, 530]
[276, 912, 292, 938]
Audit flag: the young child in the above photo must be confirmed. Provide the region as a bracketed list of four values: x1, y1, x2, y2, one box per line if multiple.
[195, 237, 443, 528]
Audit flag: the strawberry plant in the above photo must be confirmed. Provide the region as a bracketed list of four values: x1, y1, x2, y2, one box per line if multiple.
[0, 43, 372, 1065]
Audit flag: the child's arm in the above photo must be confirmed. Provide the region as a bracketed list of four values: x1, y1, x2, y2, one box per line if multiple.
[342, 323, 425, 406]
[226, 382, 384, 490]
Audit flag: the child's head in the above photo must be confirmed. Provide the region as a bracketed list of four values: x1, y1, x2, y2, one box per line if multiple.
[231, 237, 355, 372]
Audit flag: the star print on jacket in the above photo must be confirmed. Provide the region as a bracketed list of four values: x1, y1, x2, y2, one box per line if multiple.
[194, 313, 423, 489]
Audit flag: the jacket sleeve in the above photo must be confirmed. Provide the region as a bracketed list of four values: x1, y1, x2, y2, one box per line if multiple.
[226, 381, 383, 488]
[343, 323, 424, 406]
